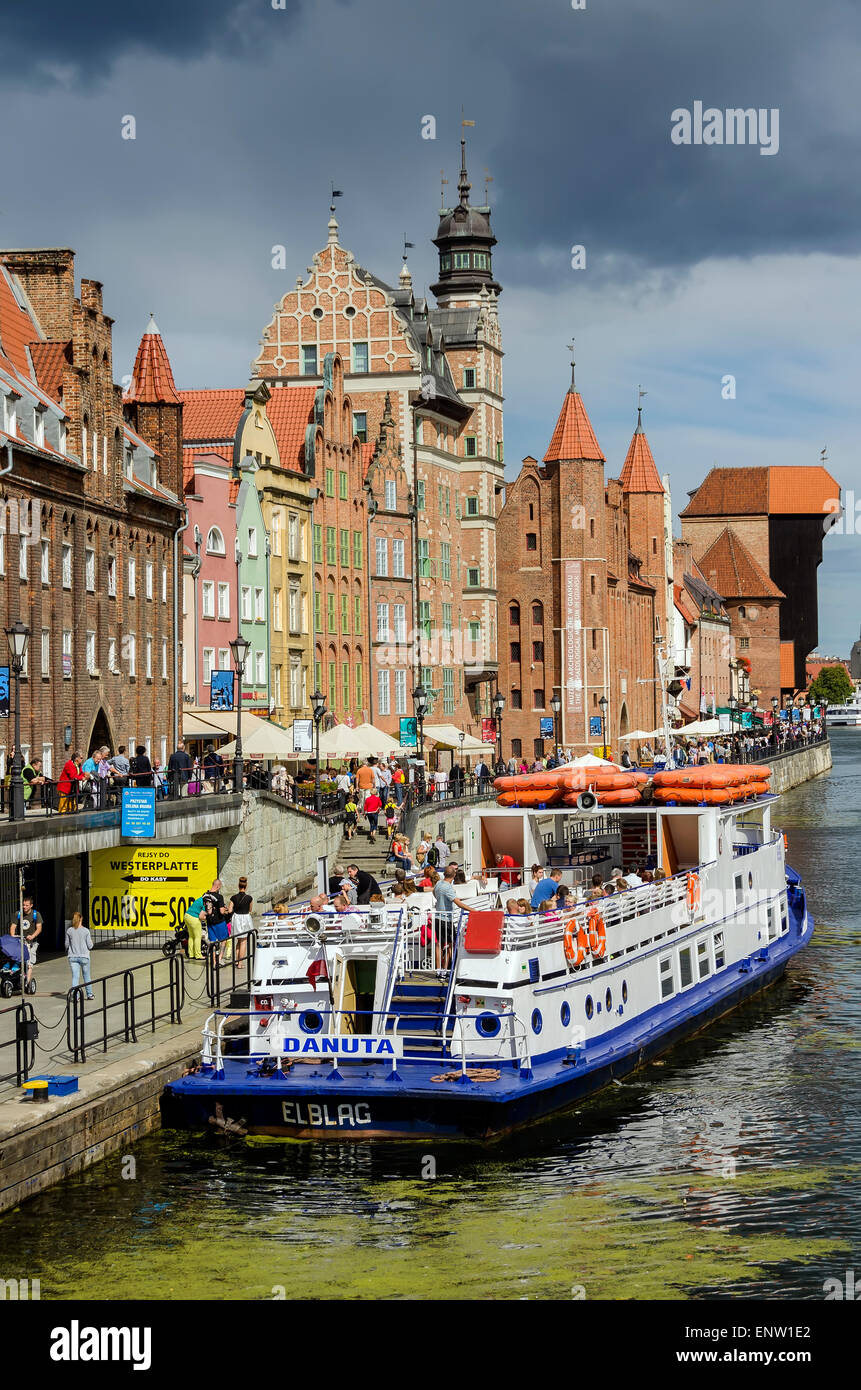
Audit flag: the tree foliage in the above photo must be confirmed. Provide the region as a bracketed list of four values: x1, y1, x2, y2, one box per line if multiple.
[808, 665, 854, 704]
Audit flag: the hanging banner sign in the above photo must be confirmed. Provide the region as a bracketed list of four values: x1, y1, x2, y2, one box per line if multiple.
[120, 787, 156, 838]
[292, 719, 313, 754]
[0, 666, 8, 719]
[399, 716, 418, 748]
[89, 845, 218, 931]
[481, 718, 497, 744]
[209, 670, 234, 711]
[563, 560, 583, 717]
[539, 717, 555, 737]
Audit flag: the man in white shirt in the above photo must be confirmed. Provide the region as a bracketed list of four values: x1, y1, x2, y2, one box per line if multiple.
[433, 835, 449, 869]
[433, 767, 448, 799]
[624, 864, 644, 888]
[335, 769, 353, 811]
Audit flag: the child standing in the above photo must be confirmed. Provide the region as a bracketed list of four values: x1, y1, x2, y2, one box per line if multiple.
[344, 797, 358, 839]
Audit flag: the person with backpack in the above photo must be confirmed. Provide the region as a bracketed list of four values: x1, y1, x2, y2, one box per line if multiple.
[344, 796, 359, 840]
[363, 789, 383, 843]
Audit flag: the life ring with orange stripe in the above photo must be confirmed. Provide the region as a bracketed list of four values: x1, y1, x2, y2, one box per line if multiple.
[564, 919, 588, 968]
[587, 907, 606, 960]
[686, 871, 701, 914]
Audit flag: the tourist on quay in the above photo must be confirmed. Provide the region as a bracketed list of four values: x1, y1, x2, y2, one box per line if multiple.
[152, 758, 169, 798]
[335, 766, 353, 812]
[65, 910, 94, 999]
[57, 750, 85, 812]
[110, 745, 131, 787]
[450, 762, 464, 794]
[363, 788, 383, 842]
[168, 740, 193, 797]
[22, 755, 48, 809]
[203, 744, 225, 791]
[228, 877, 254, 964]
[184, 891, 207, 960]
[203, 879, 231, 963]
[130, 744, 153, 787]
[384, 795, 399, 837]
[355, 758, 376, 799]
[15, 895, 43, 963]
[343, 795, 359, 839]
[391, 761, 406, 805]
[474, 757, 491, 793]
[620, 747, 633, 770]
[433, 765, 448, 800]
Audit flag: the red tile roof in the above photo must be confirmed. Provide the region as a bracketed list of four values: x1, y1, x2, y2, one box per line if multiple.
[698, 526, 785, 599]
[30, 340, 70, 404]
[265, 385, 317, 472]
[0, 264, 39, 382]
[543, 388, 605, 463]
[180, 388, 244, 441]
[125, 315, 182, 404]
[682, 465, 840, 518]
[673, 582, 700, 625]
[182, 443, 233, 490]
[619, 420, 663, 493]
[780, 641, 796, 689]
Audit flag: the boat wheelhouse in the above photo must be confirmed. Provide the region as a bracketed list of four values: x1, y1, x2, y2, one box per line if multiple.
[162, 792, 813, 1140]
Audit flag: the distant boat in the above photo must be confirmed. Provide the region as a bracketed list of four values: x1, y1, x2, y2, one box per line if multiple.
[826, 695, 861, 727]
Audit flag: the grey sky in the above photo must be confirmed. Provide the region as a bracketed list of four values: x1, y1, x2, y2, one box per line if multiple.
[1, 0, 858, 652]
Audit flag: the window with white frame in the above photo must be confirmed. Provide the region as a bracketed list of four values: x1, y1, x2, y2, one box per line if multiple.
[288, 584, 301, 632]
[659, 954, 674, 999]
[161, 565, 167, 603]
[127, 633, 136, 676]
[254, 587, 265, 621]
[161, 638, 168, 679]
[86, 631, 96, 672]
[697, 939, 710, 980]
[202, 581, 215, 618]
[145, 736, 151, 759]
[145, 562, 153, 600]
[19, 537, 28, 580]
[271, 511, 282, 556]
[108, 637, 117, 672]
[145, 636, 152, 678]
[392, 538, 405, 577]
[81, 422, 87, 467]
[288, 512, 300, 560]
[203, 647, 215, 683]
[384, 478, 397, 510]
[241, 586, 251, 621]
[41, 744, 52, 778]
[376, 603, 390, 642]
[85, 547, 95, 591]
[160, 736, 167, 766]
[255, 650, 265, 685]
[62, 629, 72, 678]
[375, 537, 388, 576]
[289, 659, 302, 708]
[206, 527, 225, 555]
[41, 628, 50, 677]
[0, 533, 5, 575]
[394, 668, 407, 715]
[107, 555, 116, 596]
[273, 664, 282, 708]
[247, 527, 258, 558]
[352, 341, 369, 373]
[128, 557, 136, 597]
[443, 667, 455, 715]
[273, 588, 282, 630]
[218, 648, 229, 670]
[678, 945, 693, 989]
[217, 582, 230, 619]
[377, 668, 390, 715]
[393, 603, 407, 643]
[41, 539, 49, 585]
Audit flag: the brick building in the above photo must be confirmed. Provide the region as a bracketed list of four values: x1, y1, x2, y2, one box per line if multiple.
[251, 142, 503, 732]
[671, 539, 732, 718]
[680, 464, 839, 697]
[0, 251, 183, 775]
[496, 365, 664, 759]
[693, 527, 783, 704]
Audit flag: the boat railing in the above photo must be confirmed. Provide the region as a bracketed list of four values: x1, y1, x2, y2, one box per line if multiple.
[200, 1006, 532, 1079]
[256, 908, 404, 949]
[499, 866, 694, 949]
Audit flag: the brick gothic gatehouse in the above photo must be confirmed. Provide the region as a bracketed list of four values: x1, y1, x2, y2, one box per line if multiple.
[496, 365, 666, 760]
[0, 250, 183, 777]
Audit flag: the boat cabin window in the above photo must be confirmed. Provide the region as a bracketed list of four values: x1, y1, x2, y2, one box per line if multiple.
[697, 939, 710, 979]
[713, 931, 725, 970]
[734, 874, 744, 907]
[781, 903, 788, 934]
[768, 904, 779, 942]
[659, 955, 674, 999]
[678, 946, 693, 989]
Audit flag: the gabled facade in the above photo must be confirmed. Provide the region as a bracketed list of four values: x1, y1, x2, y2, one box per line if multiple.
[0, 249, 183, 774]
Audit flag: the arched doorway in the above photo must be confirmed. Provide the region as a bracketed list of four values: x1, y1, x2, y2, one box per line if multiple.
[89, 707, 114, 755]
[618, 701, 630, 738]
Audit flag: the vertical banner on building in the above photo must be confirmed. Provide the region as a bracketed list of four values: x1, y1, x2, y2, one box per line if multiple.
[0, 666, 8, 720]
[209, 670, 234, 711]
[480, 718, 497, 744]
[563, 560, 583, 741]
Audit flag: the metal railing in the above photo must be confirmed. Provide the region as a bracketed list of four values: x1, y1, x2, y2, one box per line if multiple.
[204, 931, 257, 1004]
[0, 1002, 36, 1087]
[66, 953, 185, 1063]
[200, 1005, 531, 1079]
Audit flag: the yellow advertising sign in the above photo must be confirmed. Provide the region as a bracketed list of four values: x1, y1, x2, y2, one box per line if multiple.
[89, 845, 218, 931]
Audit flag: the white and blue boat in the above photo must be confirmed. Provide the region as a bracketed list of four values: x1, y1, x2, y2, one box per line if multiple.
[162, 792, 813, 1140]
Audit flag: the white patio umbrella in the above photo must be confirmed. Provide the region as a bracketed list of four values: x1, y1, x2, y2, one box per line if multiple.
[217, 720, 298, 761]
[568, 753, 618, 768]
[422, 723, 486, 751]
[317, 722, 403, 759]
[619, 729, 655, 741]
[678, 718, 721, 737]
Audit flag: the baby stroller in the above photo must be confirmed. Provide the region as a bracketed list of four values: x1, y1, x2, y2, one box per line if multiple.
[0, 934, 36, 996]
[161, 920, 190, 958]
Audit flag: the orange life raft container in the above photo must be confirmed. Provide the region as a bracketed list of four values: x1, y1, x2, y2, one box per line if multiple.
[496, 787, 564, 808]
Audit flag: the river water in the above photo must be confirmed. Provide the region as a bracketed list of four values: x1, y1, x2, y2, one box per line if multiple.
[3, 732, 860, 1301]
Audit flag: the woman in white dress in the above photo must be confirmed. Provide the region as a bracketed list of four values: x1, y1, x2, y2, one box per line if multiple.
[228, 876, 254, 964]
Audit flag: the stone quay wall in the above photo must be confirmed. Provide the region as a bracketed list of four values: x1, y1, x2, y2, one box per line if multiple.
[765, 740, 832, 793]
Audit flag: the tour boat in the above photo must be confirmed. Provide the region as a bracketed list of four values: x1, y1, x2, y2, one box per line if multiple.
[161, 791, 814, 1140]
[825, 696, 861, 727]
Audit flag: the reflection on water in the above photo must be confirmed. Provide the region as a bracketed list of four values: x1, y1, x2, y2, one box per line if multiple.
[3, 733, 860, 1300]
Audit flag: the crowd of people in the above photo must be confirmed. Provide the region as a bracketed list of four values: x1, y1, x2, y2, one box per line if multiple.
[3, 739, 238, 813]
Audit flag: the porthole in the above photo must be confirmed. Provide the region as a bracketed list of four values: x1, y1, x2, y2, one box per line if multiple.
[622, 979, 628, 1004]
[606, 988, 613, 1012]
[560, 1001, 571, 1027]
[531, 1009, 543, 1035]
[476, 1011, 501, 1038]
[299, 1010, 323, 1034]
[748, 871, 753, 889]
[585, 995, 594, 1020]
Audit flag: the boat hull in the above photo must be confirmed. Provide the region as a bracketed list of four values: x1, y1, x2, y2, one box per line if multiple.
[161, 904, 813, 1141]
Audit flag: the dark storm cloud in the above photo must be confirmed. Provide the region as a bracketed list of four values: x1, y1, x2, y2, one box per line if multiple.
[482, 0, 861, 279]
[2, 0, 305, 78]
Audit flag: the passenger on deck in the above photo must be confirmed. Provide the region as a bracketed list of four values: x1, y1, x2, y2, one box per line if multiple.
[652, 868, 667, 883]
[347, 865, 381, 905]
[495, 852, 519, 886]
[589, 873, 605, 899]
[529, 864, 543, 893]
[555, 884, 572, 908]
[602, 882, 617, 896]
[624, 864, 644, 887]
[530, 867, 563, 910]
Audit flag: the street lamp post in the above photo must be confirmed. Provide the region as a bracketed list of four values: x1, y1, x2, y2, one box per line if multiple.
[771, 696, 780, 750]
[728, 695, 738, 757]
[551, 692, 562, 762]
[413, 682, 428, 797]
[229, 633, 250, 794]
[492, 690, 504, 771]
[311, 687, 326, 814]
[5, 621, 31, 822]
[598, 694, 608, 757]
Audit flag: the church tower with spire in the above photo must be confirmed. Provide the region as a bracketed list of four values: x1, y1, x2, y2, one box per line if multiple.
[123, 314, 184, 496]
